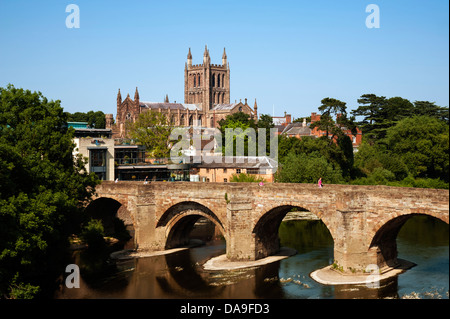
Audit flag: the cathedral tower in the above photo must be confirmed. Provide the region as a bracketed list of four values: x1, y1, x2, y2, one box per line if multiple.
[184, 46, 230, 111]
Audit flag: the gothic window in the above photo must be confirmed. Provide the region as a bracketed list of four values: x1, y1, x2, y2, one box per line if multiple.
[180, 114, 185, 126]
[189, 115, 193, 126]
[126, 112, 132, 120]
[193, 75, 196, 87]
[198, 74, 201, 87]
[222, 74, 225, 88]
[212, 74, 215, 87]
[239, 107, 243, 112]
[221, 93, 224, 104]
[218, 74, 220, 87]
[198, 115, 202, 126]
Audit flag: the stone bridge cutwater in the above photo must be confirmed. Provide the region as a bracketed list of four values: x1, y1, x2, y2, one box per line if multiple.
[89, 181, 449, 274]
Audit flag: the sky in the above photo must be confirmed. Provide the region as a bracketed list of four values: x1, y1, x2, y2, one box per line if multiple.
[0, 0, 448, 119]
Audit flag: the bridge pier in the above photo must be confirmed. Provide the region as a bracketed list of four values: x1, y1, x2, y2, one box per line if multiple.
[226, 201, 258, 261]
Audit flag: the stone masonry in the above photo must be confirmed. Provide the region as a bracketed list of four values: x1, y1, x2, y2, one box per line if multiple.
[92, 181, 449, 273]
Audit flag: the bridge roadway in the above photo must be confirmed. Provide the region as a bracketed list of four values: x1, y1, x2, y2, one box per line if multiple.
[90, 181, 449, 274]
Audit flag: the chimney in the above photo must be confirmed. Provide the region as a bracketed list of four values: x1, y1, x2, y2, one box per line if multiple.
[311, 112, 321, 123]
[286, 114, 291, 124]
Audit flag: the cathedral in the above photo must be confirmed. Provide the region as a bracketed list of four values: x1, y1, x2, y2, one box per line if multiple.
[107, 46, 258, 138]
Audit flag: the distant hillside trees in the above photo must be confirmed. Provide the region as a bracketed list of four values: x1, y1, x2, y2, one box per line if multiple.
[65, 110, 106, 129]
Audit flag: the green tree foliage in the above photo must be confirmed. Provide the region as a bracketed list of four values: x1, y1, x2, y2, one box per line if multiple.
[310, 97, 357, 143]
[352, 94, 449, 142]
[229, 173, 266, 183]
[79, 219, 106, 251]
[277, 135, 353, 181]
[278, 94, 448, 189]
[0, 85, 99, 298]
[353, 116, 449, 187]
[384, 116, 449, 181]
[275, 151, 344, 184]
[126, 110, 173, 158]
[66, 110, 106, 128]
[218, 112, 257, 156]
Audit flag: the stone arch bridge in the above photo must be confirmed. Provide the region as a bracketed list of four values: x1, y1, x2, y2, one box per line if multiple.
[91, 181, 449, 273]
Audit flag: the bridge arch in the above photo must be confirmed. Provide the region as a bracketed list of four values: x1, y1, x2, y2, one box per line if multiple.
[85, 197, 135, 247]
[369, 213, 449, 268]
[157, 201, 226, 249]
[252, 203, 334, 260]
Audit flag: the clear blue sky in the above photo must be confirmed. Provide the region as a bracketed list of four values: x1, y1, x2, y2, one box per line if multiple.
[0, 0, 448, 119]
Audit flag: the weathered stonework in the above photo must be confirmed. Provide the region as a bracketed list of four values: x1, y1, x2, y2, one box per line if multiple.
[92, 181, 449, 273]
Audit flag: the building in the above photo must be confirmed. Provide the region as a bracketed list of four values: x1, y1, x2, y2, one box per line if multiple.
[271, 112, 293, 135]
[191, 156, 278, 183]
[107, 46, 258, 138]
[280, 112, 362, 151]
[70, 122, 115, 181]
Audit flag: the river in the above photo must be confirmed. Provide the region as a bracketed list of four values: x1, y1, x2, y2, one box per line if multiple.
[55, 215, 448, 299]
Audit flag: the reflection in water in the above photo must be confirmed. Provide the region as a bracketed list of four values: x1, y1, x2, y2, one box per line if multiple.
[55, 216, 449, 299]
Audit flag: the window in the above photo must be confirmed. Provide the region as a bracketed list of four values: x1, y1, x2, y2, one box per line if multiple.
[91, 149, 106, 167]
[239, 107, 243, 112]
[90, 149, 107, 180]
[223, 168, 227, 173]
[236, 169, 241, 174]
[222, 74, 225, 87]
[224, 178, 227, 183]
[198, 74, 201, 87]
[247, 168, 259, 175]
[193, 75, 196, 87]
[218, 74, 220, 87]
[212, 74, 215, 87]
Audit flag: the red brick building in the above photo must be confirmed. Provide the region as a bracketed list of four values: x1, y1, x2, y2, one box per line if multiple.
[280, 112, 362, 151]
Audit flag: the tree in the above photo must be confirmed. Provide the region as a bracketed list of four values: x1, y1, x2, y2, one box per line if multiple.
[256, 114, 275, 156]
[353, 94, 420, 141]
[352, 94, 388, 142]
[275, 152, 344, 184]
[310, 97, 357, 145]
[66, 110, 106, 128]
[229, 173, 266, 183]
[217, 112, 257, 156]
[413, 101, 449, 124]
[384, 116, 449, 182]
[0, 85, 99, 298]
[126, 110, 173, 158]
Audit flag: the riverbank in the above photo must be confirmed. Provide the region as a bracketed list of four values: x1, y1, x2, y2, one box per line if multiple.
[110, 239, 204, 260]
[203, 247, 297, 271]
[310, 259, 416, 285]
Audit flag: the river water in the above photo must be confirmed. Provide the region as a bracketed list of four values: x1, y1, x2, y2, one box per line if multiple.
[55, 215, 448, 299]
